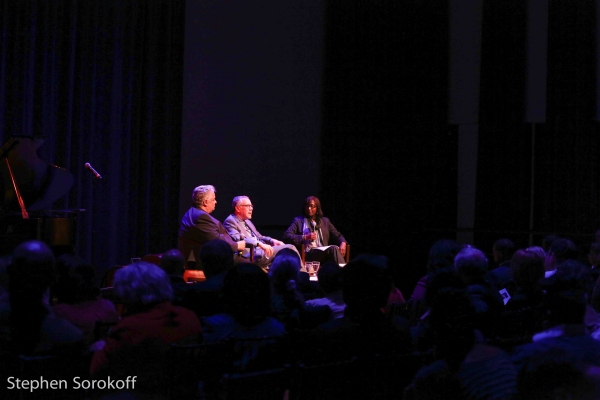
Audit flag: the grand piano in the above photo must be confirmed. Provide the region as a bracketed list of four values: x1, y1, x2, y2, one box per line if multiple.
[0, 136, 79, 257]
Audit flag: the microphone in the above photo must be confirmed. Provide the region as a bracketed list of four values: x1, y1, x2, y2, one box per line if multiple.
[84, 162, 102, 179]
[311, 220, 316, 232]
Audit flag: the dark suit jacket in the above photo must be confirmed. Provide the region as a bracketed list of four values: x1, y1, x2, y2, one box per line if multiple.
[178, 207, 238, 262]
[283, 216, 347, 248]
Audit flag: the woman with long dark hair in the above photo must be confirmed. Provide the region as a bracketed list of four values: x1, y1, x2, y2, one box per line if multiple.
[283, 196, 347, 264]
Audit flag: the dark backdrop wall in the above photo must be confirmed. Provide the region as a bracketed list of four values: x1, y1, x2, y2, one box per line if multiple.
[320, 1, 456, 293]
[321, 0, 600, 294]
[180, 0, 324, 233]
[474, 0, 600, 258]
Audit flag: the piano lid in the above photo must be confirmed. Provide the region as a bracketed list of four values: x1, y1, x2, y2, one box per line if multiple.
[0, 136, 73, 215]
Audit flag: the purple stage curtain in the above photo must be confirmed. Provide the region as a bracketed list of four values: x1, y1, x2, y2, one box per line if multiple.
[0, 0, 185, 277]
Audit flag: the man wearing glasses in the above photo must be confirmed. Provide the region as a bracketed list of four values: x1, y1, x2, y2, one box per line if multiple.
[224, 195, 299, 269]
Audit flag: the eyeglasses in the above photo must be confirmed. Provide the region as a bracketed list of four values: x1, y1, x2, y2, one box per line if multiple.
[307, 205, 317, 209]
[239, 204, 253, 209]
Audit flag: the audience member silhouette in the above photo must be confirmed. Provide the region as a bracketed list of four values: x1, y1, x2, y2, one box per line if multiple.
[354, 253, 406, 313]
[52, 254, 118, 347]
[511, 260, 600, 371]
[346, 253, 406, 315]
[505, 247, 546, 310]
[523, 245, 546, 260]
[7, 240, 83, 355]
[542, 234, 559, 254]
[411, 267, 466, 351]
[515, 348, 600, 400]
[268, 248, 306, 331]
[454, 246, 503, 341]
[306, 255, 413, 364]
[199, 238, 236, 282]
[587, 242, 600, 286]
[305, 261, 346, 319]
[590, 243, 600, 313]
[0, 255, 12, 354]
[90, 261, 202, 385]
[544, 237, 578, 278]
[197, 263, 288, 399]
[180, 238, 235, 318]
[203, 263, 285, 343]
[486, 238, 516, 292]
[455, 246, 490, 287]
[405, 288, 517, 400]
[161, 248, 185, 279]
[159, 248, 189, 306]
[410, 238, 461, 319]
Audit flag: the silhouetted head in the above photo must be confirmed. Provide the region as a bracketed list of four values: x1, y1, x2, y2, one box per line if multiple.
[8, 240, 55, 293]
[316, 261, 342, 294]
[492, 238, 515, 264]
[352, 253, 394, 289]
[53, 254, 98, 304]
[161, 248, 185, 276]
[542, 234, 560, 254]
[113, 261, 173, 311]
[341, 255, 391, 317]
[540, 259, 590, 326]
[425, 267, 465, 307]
[525, 246, 546, 260]
[454, 247, 489, 285]
[222, 263, 271, 327]
[549, 238, 578, 262]
[268, 248, 301, 295]
[7, 240, 57, 354]
[198, 239, 234, 278]
[511, 248, 545, 291]
[545, 238, 578, 271]
[427, 239, 462, 273]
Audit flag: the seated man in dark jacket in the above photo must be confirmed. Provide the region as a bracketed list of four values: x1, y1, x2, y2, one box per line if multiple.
[178, 185, 246, 269]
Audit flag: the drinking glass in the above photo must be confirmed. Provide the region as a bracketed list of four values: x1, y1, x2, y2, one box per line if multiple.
[312, 261, 320, 274]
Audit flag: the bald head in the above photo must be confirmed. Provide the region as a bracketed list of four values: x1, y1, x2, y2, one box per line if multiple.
[14, 240, 54, 264]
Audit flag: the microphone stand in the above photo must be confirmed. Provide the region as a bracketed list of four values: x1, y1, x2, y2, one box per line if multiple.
[87, 168, 104, 276]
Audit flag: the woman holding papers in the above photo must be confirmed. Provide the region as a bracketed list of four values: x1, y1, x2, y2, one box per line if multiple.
[283, 196, 348, 265]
